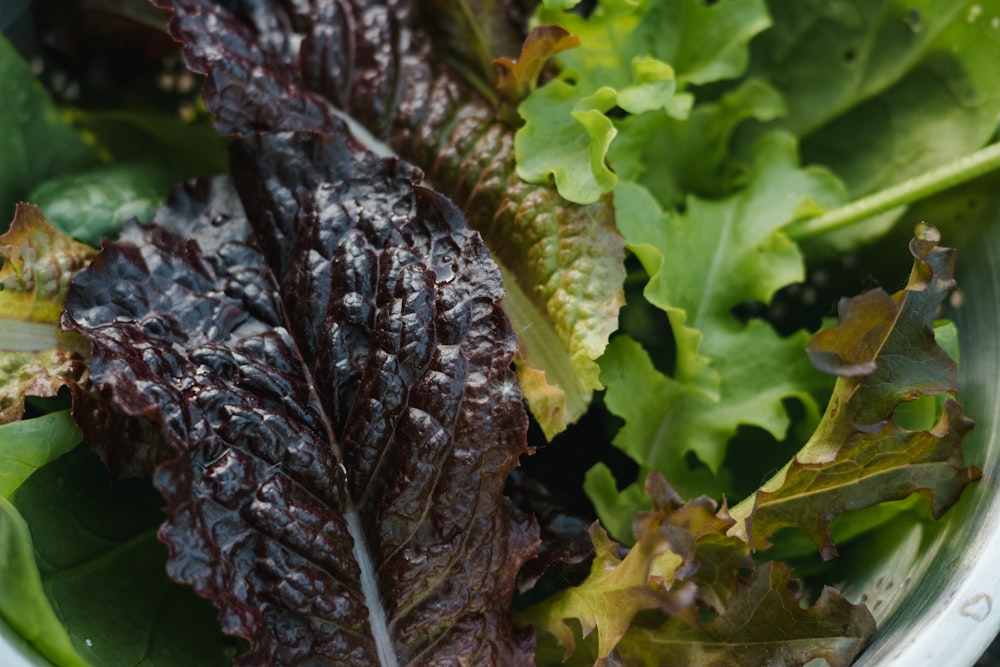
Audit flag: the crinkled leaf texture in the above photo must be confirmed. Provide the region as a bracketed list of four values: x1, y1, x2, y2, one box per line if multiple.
[0, 204, 95, 325]
[152, 0, 626, 439]
[63, 132, 539, 666]
[0, 204, 92, 424]
[519, 472, 874, 667]
[516, 520, 688, 662]
[729, 224, 981, 559]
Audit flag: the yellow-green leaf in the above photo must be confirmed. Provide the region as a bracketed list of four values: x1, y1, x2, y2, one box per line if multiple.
[0, 204, 92, 423]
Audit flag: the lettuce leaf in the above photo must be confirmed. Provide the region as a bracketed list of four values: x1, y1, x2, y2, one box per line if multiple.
[12, 445, 239, 666]
[24, 162, 185, 248]
[729, 223, 981, 558]
[614, 560, 875, 667]
[610, 76, 786, 208]
[2, 3, 993, 665]
[535, 0, 770, 91]
[0, 192, 245, 667]
[519, 471, 875, 666]
[748, 0, 1000, 199]
[63, 132, 539, 665]
[0, 200, 95, 667]
[0, 35, 100, 224]
[0, 413, 88, 667]
[493, 24, 580, 114]
[516, 0, 771, 204]
[0, 411, 81, 498]
[592, 133, 844, 519]
[521, 224, 975, 666]
[0, 204, 92, 424]
[151, 0, 627, 437]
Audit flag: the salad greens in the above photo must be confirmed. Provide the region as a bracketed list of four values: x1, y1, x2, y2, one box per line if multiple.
[0, 0, 996, 665]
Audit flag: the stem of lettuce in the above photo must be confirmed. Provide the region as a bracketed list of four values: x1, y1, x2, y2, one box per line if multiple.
[0, 319, 91, 355]
[785, 142, 1000, 241]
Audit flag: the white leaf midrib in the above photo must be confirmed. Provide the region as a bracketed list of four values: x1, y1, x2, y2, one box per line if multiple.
[345, 508, 399, 667]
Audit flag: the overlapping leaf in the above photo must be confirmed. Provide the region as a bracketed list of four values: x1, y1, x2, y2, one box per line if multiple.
[493, 24, 580, 109]
[504, 469, 594, 594]
[593, 133, 844, 519]
[515, 80, 624, 204]
[517, 519, 689, 662]
[0, 204, 92, 424]
[152, 0, 627, 437]
[25, 161, 185, 247]
[0, 34, 99, 224]
[729, 224, 980, 559]
[610, 77, 786, 208]
[0, 413, 88, 667]
[62, 132, 538, 665]
[10, 444, 238, 667]
[517, 0, 771, 204]
[520, 472, 873, 666]
[534, 0, 770, 90]
[0, 411, 81, 497]
[420, 0, 533, 99]
[748, 0, 1000, 200]
[614, 561, 875, 667]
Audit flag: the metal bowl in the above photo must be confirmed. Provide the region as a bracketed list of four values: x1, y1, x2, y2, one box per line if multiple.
[0, 616, 47, 666]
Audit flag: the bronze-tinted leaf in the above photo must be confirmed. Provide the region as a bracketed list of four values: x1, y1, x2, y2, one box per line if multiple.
[517, 471, 870, 666]
[807, 222, 958, 431]
[493, 25, 580, 108]
[730, 224, 979, 559]
[615, 562, 875, 667]
[0, 204, 91, 423]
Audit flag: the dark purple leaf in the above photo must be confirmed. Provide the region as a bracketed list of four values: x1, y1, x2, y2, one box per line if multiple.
[504, 469, 595, 594]
[152, 0, 628, 439]
[151, 0, 426, 139]
[62, 132, 539, 665]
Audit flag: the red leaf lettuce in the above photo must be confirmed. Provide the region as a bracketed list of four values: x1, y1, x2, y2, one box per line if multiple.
[62, 132, 539, 665]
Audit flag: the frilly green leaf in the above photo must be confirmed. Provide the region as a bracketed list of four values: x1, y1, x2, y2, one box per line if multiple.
[515, 79, 620, 204]
[600, 134, 844, 486]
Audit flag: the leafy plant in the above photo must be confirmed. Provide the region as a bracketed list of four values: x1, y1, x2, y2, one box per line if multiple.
[61, 133, 538, 664]
[518, 223, 978, 666]
[1, 0, 997, 666]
